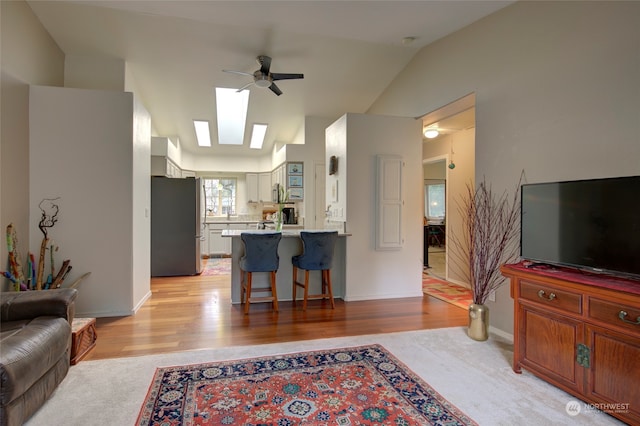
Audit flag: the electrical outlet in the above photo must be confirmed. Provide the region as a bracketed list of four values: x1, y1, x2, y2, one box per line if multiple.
[488, 291, 496, 302]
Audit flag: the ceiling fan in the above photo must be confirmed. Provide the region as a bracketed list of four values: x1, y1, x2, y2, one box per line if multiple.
[223, 55, 303, 96]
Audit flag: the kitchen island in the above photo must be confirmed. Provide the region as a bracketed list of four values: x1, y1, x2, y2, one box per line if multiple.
[222, 229, 349, 305]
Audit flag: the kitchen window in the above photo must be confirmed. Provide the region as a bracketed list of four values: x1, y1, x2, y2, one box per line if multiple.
[203, 178, 236, 217]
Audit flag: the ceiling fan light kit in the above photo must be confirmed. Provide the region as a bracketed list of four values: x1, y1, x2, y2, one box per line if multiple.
[224, 55, 303, 96]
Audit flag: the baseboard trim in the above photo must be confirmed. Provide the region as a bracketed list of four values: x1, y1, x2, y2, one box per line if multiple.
[489, 326, 514, 343]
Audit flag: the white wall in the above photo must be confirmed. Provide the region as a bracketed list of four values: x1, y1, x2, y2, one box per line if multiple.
[331, 113, 423, 301]
[184, 152, 272, 174]
[304, 116, 336, 227]
[325, 115, 348, 223]
[368, 1, 640, 334]
[0, 0, 64, 290]
[285, 116, 335, 225]
[64, 55, 126, 91]
[131, 97, 152, 310]
[29, 85, 150, 316]
[423, 161, 446, 181]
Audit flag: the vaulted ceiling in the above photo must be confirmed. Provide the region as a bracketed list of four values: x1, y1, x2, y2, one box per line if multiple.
[27, 1, 510, 158]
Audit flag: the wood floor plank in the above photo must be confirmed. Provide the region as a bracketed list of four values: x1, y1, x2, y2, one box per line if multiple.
[85, 272, 468, 360]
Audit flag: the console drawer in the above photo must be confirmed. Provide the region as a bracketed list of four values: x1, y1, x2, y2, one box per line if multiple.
[520, 280, 582, 314]
[589, 297, 640, 334]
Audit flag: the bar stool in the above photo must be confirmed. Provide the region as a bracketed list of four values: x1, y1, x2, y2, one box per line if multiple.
[292, 231, 338, 310]
[239, 232, 282, 314]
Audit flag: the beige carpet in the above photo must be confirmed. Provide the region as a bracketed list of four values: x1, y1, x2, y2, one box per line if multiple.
[26, 327, 622, 426]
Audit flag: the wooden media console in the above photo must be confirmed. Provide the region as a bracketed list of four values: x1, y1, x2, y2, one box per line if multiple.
[502, 262, 640, 425]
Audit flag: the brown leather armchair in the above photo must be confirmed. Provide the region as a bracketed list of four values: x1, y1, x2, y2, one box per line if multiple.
[0, 289, 77, 426]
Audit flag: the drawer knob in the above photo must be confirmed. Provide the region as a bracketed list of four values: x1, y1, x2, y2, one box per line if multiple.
[618, 310, 640, 325]
[537, 290, 556, 301]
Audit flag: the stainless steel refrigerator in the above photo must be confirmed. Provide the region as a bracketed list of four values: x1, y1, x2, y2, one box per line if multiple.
[151, 177, 203, 276]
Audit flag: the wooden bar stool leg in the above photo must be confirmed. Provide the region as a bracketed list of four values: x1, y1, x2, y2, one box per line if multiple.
[303, 270, 310, 311]
[271, 271, 279, 312]
[292, 266, 297, 306]
[244, 272, 252, 315]
[324, 269, 335, 309]
[240, 270, 245, 305]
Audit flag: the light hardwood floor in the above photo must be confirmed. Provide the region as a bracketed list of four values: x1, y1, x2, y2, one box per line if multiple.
[86, 270, 468, 360]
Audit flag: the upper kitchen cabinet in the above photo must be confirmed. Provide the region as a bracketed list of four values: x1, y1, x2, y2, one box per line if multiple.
[246, 172, 273, 203]
[258, 172, 272, 202]
[151, 136, 182, 177]
[246, 173, 259, 202]
[151, 155, 181, 178]
[271, 164, 285, 188]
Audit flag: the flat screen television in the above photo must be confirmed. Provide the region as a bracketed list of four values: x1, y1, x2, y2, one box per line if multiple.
[520, 175, 640, 279]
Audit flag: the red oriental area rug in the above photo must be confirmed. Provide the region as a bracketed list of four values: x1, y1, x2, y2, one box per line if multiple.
[136, 345, 477, 425]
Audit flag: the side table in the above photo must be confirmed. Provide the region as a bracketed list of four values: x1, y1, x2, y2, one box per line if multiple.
[71, 317, 97, 365]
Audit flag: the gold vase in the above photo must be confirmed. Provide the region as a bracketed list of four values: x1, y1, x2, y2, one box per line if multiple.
[468, 303, 489, 341]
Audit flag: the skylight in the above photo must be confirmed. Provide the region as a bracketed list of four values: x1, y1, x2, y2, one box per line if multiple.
[250, 124, 268, 149]
[193, 120, 211, 147]
[215, 87, 249, 145]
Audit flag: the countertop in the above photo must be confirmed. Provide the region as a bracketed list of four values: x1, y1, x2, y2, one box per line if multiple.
[205, 220, 260, 224]
[222, 229, 351, 237]
[205, 220, 302, 227]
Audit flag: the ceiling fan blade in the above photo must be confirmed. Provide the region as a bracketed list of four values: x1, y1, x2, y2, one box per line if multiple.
[236, 81, 254, 92]
[258, 55, 272, 75]
[269, 83, 283, 96]
[223, 69, 253, 77]
[271, 73, 304, 81]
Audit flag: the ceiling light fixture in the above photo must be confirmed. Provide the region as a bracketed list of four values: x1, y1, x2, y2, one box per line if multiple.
[402, 36, 416, 46]
[193, 120, 211, 147]
[424, 128, 439, 139]
[250, 124, 268, 149]
[254, 74, 272, 88]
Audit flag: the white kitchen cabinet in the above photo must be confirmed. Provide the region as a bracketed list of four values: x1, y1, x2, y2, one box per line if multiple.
[208, 223, 253, 255]
[272, 164, 285, 189]
[258, 172, 272, 202]
[208, 224, 229, 255]
[208, 229, 228, 255]
[248, 172, 276, 203]
[246, 173, 259, 203]
[151, 155, 181, 178]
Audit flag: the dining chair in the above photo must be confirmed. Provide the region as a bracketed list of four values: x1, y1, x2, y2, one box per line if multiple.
[428, 225, 444, 247]
[239, 232, 282, 314]
[292, 231, 338, 310]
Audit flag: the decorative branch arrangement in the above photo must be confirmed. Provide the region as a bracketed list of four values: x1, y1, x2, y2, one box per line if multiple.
[449, 173, 523, 305]
[1, 198, 89, 291]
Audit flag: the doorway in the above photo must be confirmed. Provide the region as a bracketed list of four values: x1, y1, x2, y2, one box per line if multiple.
[423, 159, 447, 279]
[420, 94, 476, 289]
